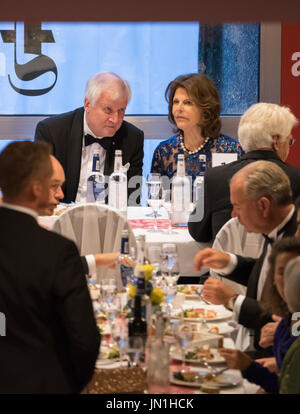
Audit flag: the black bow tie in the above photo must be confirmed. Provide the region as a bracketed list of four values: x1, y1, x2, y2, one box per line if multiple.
[84, 134, 112, 150]
[263, 234, 274, 245]
[263, 223, 287, 246]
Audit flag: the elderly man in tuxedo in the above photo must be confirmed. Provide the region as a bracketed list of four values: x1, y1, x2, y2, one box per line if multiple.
[0, 141, 100, 393]
[35, 72, 144, 205]
[188, 102, 300, 243]
[194, 160, 297, 358]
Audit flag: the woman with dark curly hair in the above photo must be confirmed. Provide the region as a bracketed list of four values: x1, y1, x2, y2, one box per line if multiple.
[151, 73, 244, 180]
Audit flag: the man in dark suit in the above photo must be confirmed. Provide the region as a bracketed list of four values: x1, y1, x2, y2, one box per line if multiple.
[194, 161, 297, 358]
[188, 102, 300, 243]
[0, 141, 100, 393]
[35, 72, 144, 205]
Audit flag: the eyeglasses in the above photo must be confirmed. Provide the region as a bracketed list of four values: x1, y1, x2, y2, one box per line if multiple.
[289, 137, 295, 147]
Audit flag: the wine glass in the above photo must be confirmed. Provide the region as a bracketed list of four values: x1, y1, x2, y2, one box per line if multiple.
[162, 188, 177, 234]
[145, 173, 162, 217]
[161, 243, 180, 295]
[168, 305, 193, 370]
[146, 175, 163, 233]
[120, 336, 144, 367]
[147, 245, 163, 288]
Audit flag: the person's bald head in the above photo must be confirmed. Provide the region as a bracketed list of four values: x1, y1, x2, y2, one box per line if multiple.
[39, 155, 65, 216]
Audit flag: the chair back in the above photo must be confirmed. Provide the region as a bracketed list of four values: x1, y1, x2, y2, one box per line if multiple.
[52, 203, 136, 287]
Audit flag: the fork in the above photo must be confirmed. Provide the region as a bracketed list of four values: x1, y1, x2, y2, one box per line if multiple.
[211, 366, 229, 377]
[199, 358, 229, 377]
[196, 287, 211, 305]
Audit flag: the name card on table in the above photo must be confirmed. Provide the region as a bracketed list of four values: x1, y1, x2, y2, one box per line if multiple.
[212, 153, 238, 168]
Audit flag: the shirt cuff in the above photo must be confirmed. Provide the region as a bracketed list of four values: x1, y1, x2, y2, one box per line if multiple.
[211, 253, 238, 275]
[85, 254, 97, 276]
[231, 294, 245, 322]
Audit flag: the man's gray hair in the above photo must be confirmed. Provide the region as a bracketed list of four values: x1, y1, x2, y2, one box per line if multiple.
[231, 160, 293, 206]
[238, 102, 298, 152]
[85, 72, 131, 104]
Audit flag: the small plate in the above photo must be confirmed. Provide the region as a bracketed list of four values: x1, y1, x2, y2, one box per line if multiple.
[206, 322, 235, 335]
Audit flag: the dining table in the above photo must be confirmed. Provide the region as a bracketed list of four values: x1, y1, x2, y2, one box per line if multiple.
[38, 204, 211, 278]
[87, 288, 261, 395]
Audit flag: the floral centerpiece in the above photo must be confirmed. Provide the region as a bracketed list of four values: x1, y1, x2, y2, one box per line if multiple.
[128, 264, 164, 314]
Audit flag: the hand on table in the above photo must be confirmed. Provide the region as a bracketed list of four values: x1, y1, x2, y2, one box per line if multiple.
[194, 248, 231, 272]
[202, 277, 237, 305]
[255, 357, 278, 373]
[259, 315, 282, 348]
[218, 348, 252, 371]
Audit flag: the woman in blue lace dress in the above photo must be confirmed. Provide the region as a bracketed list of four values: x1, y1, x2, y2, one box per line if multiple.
[151, 73, 244, 180]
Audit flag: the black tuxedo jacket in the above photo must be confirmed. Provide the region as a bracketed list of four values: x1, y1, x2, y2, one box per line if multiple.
[34, 107, 144, 205]
[0, 207, 100, 393]
[188, 150, 300, 243]
[224, 210, 297, 353]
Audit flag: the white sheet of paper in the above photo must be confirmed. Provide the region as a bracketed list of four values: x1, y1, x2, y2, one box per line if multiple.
[212, 153, 238, 167]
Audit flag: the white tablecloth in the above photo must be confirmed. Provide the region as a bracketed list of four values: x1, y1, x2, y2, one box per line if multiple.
[39, 205, 211, 278]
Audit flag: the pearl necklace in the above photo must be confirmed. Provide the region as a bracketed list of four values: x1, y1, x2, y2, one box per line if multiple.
[179, 134, 210, 155]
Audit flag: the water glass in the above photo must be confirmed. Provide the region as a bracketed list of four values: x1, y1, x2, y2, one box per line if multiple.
[161, 243, 180, 291]
[147, 245, 163, 287]
[146, 175, 163, 232]
[145, 174, 162, 217]
[99, 278, 117, 313]
[162, 188, 177, 234]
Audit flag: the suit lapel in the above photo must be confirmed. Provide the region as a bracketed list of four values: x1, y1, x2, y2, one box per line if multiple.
[247, 209, 297, 298]
[65, 108, 84, 201]
[104, 123, 123, 176]
[247, 239, 268, 298]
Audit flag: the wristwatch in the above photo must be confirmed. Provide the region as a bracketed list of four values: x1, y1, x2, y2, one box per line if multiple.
[226, 294, 239, 311]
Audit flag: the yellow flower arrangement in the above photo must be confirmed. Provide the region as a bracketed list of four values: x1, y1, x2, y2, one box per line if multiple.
[128, 284, 137, 298]
[138, 264, 155, 282]
[150, 288, 165, 306]
[128, 264, 164, 308]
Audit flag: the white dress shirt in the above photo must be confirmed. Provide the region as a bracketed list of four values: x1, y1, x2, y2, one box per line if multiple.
[75, 112, 106, 203]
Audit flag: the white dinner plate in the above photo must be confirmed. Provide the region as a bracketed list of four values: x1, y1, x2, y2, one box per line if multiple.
[170, 371, 242, 388]
[96, 345, 121, 367]
[172, 307, 232, 322]
[170, 348, 225, 365]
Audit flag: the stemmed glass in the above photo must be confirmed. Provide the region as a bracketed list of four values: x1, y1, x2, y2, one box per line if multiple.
[145, 173, 162, 217]
[161, 243, 180, 294]
[146, 174, 164, 233]
[176, 320, 193, 370]
[120, 336, 144, 367]
[168, 305, 193, 370]
[162, 188, 177, 234]
[147, 245, 163, 288]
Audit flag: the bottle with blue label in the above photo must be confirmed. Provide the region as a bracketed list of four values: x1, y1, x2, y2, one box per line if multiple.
[108, 149, 127, 214]
[86, 150, 106, 203]
[171, 153, 191, 226]
[120, 229, 133, 287]
[193, 154, 206, 220]
[193, 154, 206, 203]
